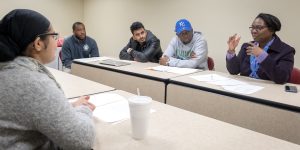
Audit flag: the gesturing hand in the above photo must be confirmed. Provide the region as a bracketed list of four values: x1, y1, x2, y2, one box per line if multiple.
[227, 34, 241, 53]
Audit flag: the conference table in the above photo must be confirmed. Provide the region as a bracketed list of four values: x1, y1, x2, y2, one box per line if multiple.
[48, 67, 115, 99]
[167, 70, 300, 144]
[91, 90, 300, 150]
[49, 68, 300, 149]
[71, 57, 199, 103]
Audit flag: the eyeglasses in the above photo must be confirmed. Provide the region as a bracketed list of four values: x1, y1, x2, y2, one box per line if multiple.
[36, 32, 59, 40]
[249, 26, 267, 31]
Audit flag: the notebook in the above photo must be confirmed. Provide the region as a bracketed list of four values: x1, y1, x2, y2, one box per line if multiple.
[98, 59, 131, 67]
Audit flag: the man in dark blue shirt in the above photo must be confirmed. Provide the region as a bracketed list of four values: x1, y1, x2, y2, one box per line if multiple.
[62, 22, 99, 69]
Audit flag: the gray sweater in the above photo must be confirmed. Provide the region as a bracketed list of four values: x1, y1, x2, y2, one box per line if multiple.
[163, 31, 208, 69]
[0, 57, 95, 150]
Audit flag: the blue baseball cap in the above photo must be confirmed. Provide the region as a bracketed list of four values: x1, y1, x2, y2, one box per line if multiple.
[175, 19, 192, 35]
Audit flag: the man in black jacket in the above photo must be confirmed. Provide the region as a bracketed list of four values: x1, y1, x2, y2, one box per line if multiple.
[119, 22, 162, 63]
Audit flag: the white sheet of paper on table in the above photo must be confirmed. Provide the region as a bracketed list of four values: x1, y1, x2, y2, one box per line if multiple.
[89, 93, 127, 107]
[150, 65, 199, 75]
[90, 93, 155, 123]
[190, 74, 264, 94]
[93, 100, 130, 123]
[208, 79, 248, 86]
[190, 74, 230, 82]
[222, 84, 264, 95]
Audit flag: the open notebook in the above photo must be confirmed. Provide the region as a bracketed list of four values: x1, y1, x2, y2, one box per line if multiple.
[98, 59, 131, 67]
[87, 93, 155, 123]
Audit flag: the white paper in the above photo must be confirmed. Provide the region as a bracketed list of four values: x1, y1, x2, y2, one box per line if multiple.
[90, 93, 155, 123]
[190, 74, 264, 94]
[93, 100, 130, 123]
[222, 84, 264, 95]
[190, 74, 230, 82]
[89, 93, 127, 107]
[150, 65, 199, 74]
[208, 79, 248, 86]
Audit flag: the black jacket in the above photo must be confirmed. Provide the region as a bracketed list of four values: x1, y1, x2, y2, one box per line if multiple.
[119, 30, 162, 63]
[226, 35, 295, 84]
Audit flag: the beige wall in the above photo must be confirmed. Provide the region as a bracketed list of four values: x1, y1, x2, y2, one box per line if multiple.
[0, 0, 83, 37]
[83, 0, 300, 72]
[1, 0, 299, 72]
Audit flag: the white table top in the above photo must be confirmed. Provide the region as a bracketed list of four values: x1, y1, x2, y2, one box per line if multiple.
[73, 57, 201, 81]
[48, 67, 115, 99]
[92, 90, 300, 150]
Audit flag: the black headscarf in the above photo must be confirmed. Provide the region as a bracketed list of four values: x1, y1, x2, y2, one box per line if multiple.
[0, 9, 50, 62]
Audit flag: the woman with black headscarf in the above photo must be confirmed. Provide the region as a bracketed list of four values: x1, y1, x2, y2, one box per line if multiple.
[0, 9, 95, 149]
[226, 13, 295, 84]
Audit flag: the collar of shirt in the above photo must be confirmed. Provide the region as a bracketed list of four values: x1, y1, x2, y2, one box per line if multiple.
[72, 35, 86, 44]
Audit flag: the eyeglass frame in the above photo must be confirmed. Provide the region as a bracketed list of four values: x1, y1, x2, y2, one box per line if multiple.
[249, 25, 267, 31]
[36, 32, 59, 40]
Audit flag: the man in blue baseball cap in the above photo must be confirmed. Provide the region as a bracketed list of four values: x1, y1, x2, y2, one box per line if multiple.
[159, 19, 208, 69]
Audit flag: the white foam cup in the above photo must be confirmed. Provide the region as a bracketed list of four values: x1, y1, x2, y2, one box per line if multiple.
[128, 96, 152, 140]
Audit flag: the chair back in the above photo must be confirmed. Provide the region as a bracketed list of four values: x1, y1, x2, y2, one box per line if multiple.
[57, 37, 64, 47]
[289, 67, 300, 84]
[207, 56, 215, 70]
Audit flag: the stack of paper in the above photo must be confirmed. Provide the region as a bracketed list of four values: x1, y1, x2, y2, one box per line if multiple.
[148, 65, 200, 75]
[89, 93, 130, 123]
[89, 93, 155, 123]
[190, 74, 264, 95]
[190, 74, 230, 82]
[222, 84, 264, 95]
